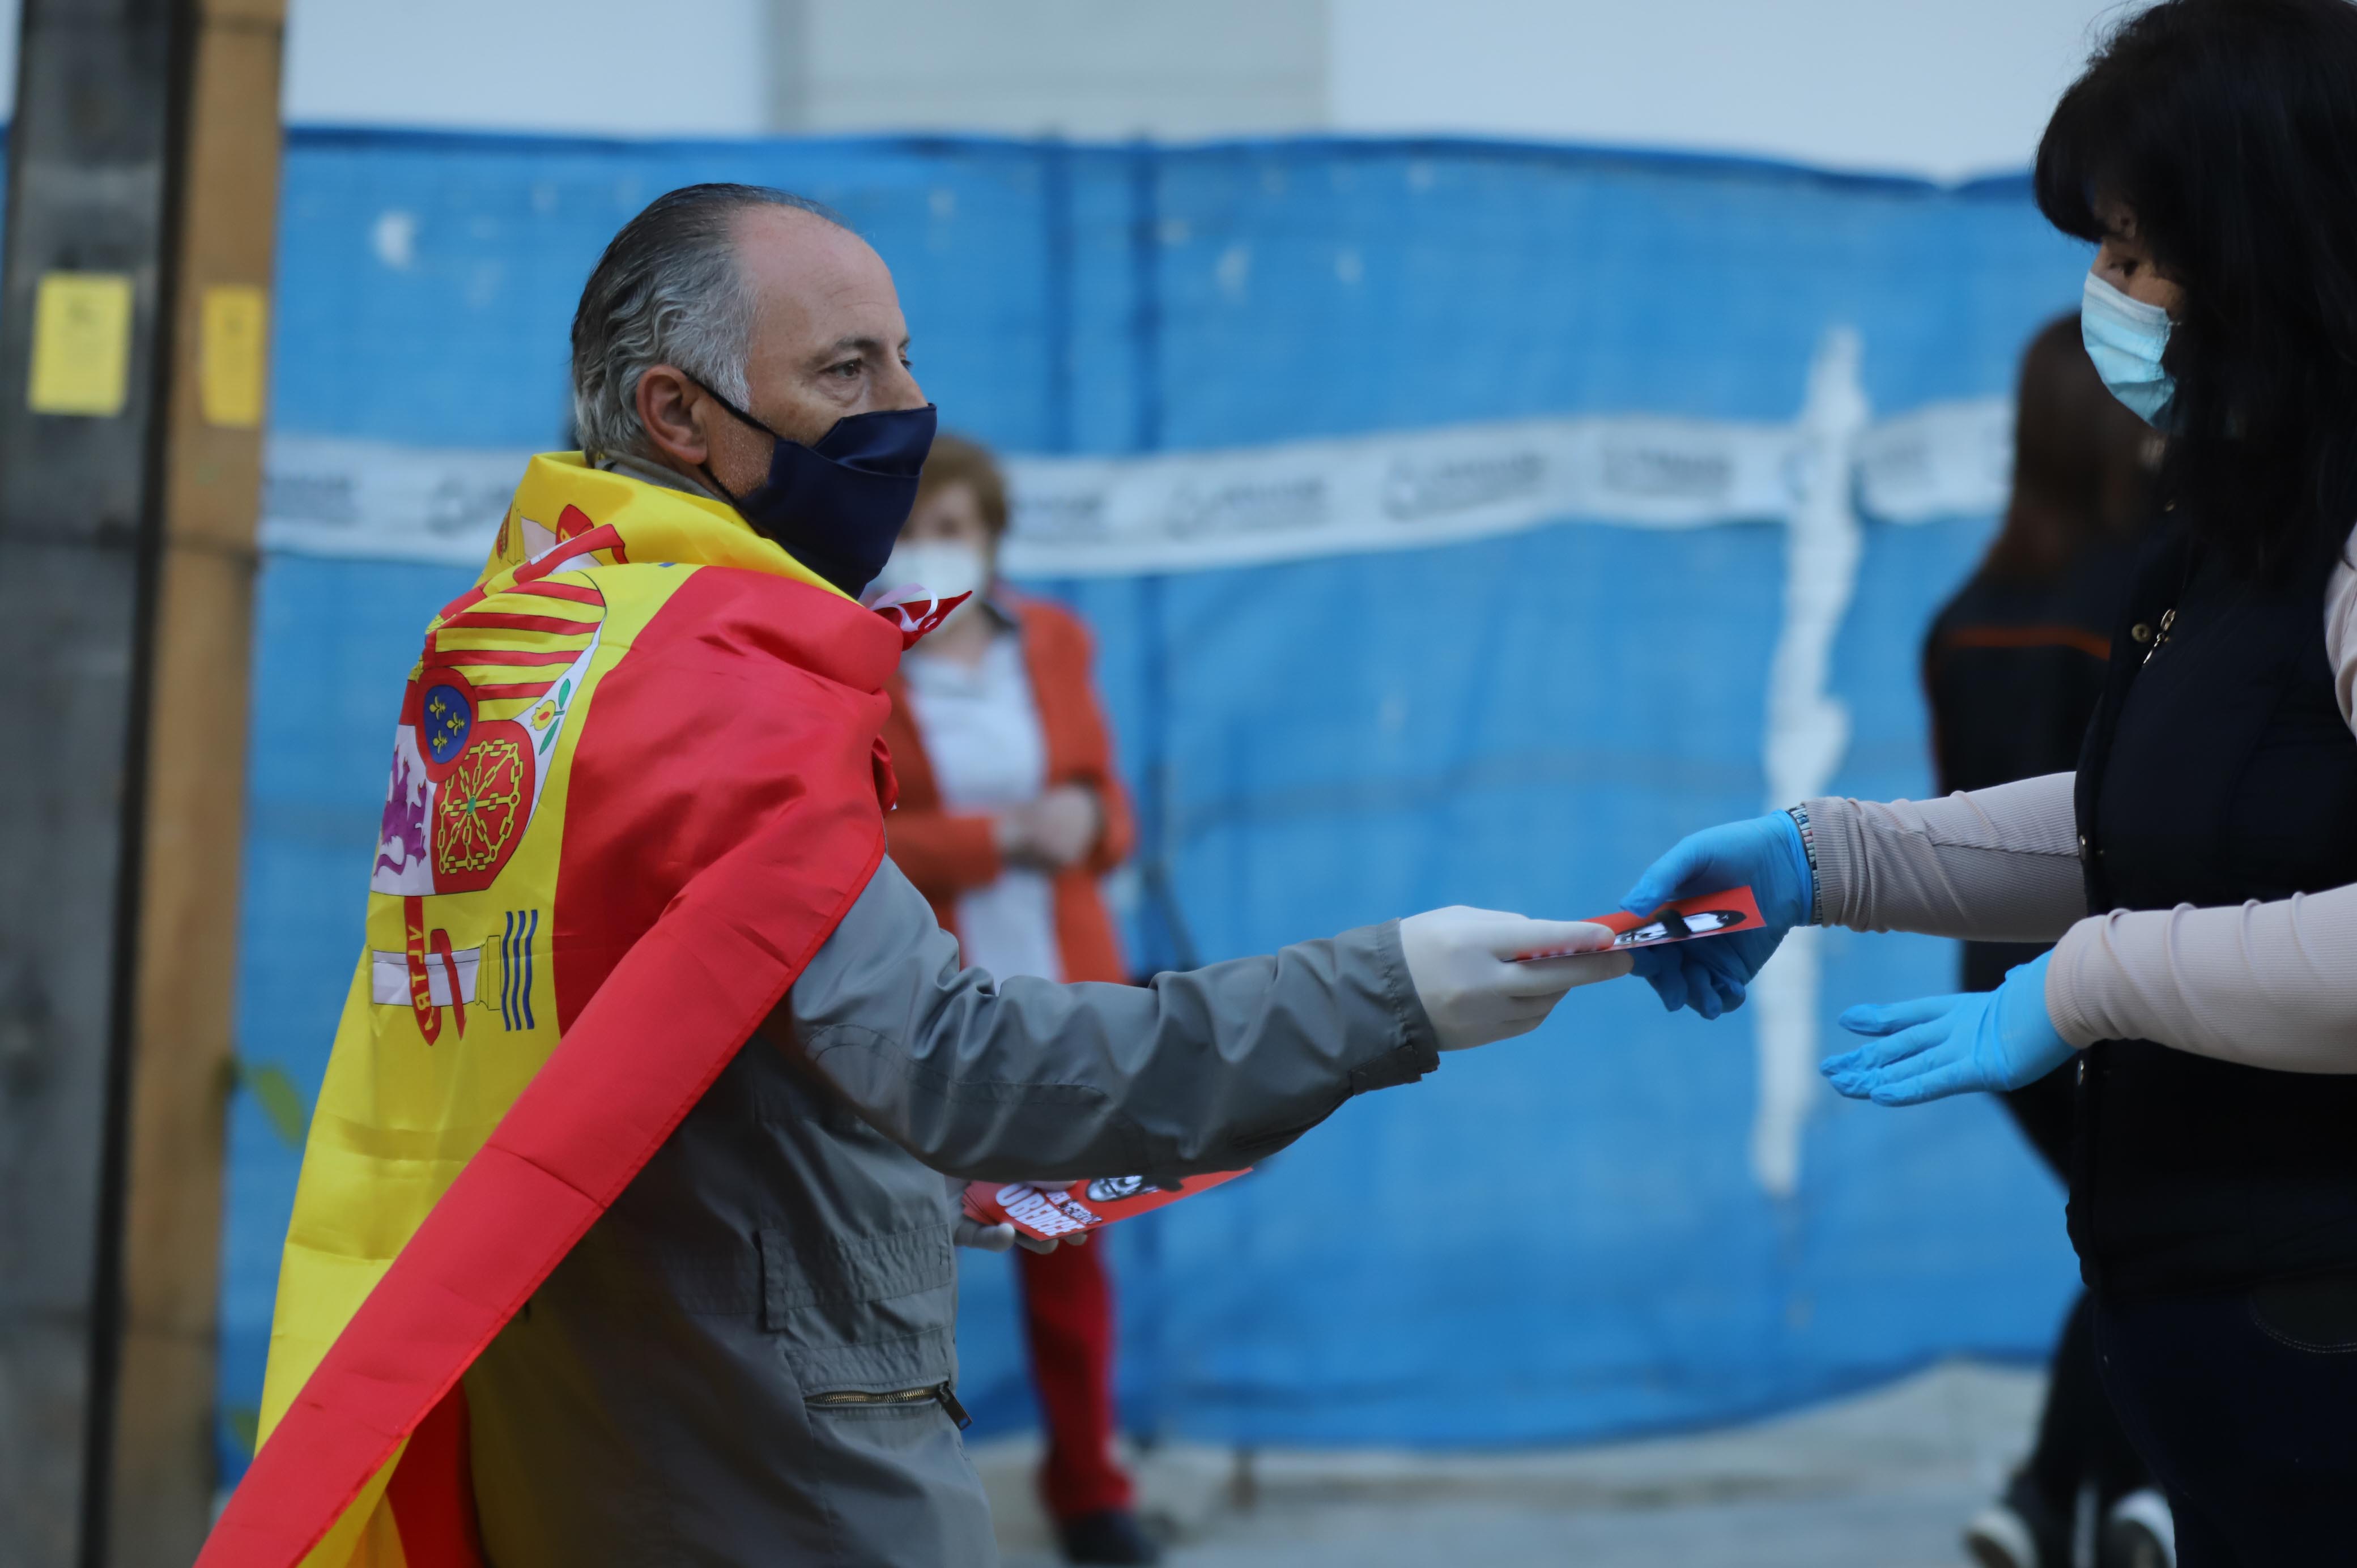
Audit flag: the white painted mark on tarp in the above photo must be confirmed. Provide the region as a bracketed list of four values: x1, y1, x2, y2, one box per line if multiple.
[1748, 326, 1870, 1201]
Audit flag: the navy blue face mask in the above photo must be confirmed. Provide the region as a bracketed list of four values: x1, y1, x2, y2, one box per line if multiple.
[688, 379, 938, 596]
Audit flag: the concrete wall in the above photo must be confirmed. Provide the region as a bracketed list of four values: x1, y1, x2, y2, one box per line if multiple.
[1329, 0, 2134, 179]
[778, 0, 1328, 138]
[275, 0, 776, 137]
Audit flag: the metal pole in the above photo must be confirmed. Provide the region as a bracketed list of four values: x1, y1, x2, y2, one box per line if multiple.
[0, 2, 285, 1562]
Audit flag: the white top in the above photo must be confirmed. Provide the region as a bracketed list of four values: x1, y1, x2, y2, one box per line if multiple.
[901, 628, 1065, 985]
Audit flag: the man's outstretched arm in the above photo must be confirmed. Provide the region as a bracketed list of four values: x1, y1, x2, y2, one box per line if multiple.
[767, 858, 1622, 1182]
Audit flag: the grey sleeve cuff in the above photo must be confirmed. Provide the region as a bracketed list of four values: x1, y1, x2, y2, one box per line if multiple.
[2045, 924, 2109, 1051]
[1804, 796, 1870, 929]
[1344, 918, 1443, 1093]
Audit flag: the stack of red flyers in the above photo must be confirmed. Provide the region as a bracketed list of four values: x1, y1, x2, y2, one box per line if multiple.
[963, 1169, 1250, 1242]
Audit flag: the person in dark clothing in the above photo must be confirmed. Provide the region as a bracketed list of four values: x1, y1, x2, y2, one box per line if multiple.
[1925, 316, 2164, 1568]
[1624, 5, 2357, 1562]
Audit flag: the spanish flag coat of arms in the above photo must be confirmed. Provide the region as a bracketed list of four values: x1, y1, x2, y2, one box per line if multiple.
[199, 457, 954, 1568]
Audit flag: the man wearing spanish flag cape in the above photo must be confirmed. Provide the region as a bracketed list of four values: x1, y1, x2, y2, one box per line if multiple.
[199, 186, 1630, 1568]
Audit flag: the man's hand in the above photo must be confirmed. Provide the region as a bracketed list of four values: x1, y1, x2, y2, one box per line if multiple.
[1398, 907, 1630, 1050]
[994, 785, 1102, 871]
[947, 1175, 1089, 1254]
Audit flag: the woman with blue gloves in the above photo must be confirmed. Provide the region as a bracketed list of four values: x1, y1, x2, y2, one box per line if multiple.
[1626, 3, 2357, 1561]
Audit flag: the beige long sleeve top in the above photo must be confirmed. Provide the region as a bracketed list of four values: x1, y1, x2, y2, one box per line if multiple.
[1804, 532, 2357, 1072]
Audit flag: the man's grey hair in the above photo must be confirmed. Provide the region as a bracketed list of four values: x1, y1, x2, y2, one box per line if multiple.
[569, 184, 845, 461]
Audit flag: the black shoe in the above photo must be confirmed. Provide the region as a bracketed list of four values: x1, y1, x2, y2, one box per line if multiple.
[2102, 1489, 2176, 1568]
[1963, 1473, 2069, 1568]
[1058, 1508, 1162, 1566]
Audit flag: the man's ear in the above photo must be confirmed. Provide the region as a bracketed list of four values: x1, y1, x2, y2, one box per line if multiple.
[635, 365, 709, 469]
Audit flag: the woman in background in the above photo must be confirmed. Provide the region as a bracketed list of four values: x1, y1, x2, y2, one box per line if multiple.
[879, 434, 1158, 1567]
[1925, 316, 2166, 1568]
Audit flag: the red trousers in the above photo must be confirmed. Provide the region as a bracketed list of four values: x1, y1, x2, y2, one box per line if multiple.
[1016, 1238, 1134, 1520]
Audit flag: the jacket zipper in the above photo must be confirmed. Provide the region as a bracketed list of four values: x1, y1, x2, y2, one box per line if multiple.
[806, 1382, 972, 1430]
[2131, 605, 2177, 665]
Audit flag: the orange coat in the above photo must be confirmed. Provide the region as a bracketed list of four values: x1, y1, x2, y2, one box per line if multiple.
[882, 594, 1137, 985]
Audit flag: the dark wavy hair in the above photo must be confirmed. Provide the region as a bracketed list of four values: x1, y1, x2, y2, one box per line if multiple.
[2035, 0, 2357, 580]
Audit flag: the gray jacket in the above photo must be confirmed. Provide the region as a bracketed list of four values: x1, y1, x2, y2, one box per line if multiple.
[464, 858, 1437, 1567]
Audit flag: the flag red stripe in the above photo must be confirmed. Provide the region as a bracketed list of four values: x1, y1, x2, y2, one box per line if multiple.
[509, 581, 604, 607]
[436, 521, 632, 621]
[381, 1386, 487, 1567]
[517, 523, 630, 582]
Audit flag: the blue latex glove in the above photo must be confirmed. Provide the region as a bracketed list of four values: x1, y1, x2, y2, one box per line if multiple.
[1821, 952, 2074, 1106]
[1619, 811, 1815, 1020]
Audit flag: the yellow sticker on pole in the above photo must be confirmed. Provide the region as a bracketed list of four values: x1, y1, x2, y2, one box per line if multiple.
[28, 271, 135, 416]
[200, 284, 269, 428]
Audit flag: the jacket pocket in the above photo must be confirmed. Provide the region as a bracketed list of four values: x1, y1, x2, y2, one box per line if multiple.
[805, 1381, 973, 1430]
[2248, 1271, 2357, 1354]
[759, 1221, 959, 1395]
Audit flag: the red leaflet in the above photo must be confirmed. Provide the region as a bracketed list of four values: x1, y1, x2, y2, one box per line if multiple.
[1513, 885, 1765, 961]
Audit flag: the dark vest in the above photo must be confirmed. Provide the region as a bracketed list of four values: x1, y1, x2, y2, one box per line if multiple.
[1926, 539, 2145, 994]
[2069, 526, 2357, 1297]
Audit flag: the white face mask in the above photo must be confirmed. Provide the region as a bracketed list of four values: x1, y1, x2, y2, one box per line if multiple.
[2081, 271, 2177, 429]
[875, 539, 990, 616]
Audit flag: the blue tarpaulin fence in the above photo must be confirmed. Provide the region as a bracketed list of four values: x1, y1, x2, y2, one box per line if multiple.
[209, 128, 2092, 1482]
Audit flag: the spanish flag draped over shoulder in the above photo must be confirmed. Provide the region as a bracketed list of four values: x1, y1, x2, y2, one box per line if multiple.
[200, 456, 952, 1568]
